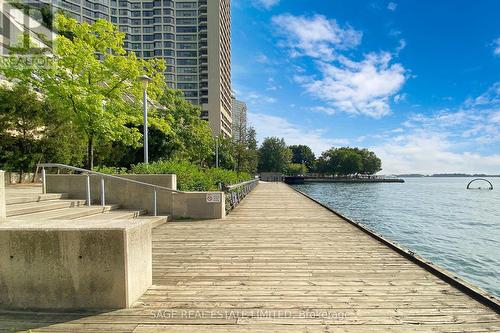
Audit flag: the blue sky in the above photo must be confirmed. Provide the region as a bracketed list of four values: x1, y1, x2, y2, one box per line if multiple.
[231, 0, 500, 174]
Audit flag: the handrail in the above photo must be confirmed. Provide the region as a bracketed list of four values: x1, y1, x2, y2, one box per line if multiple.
[38, 163, 180, 216]
[38, 163, 180, 193]
[224, 179, 258, 191]
[223, 179, 258, 213]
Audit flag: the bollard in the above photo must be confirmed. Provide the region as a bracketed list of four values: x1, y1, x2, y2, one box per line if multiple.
[86, 174, 91, 206]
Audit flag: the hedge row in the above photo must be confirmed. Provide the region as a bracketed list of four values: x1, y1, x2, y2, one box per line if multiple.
[96, 160, 252, 191]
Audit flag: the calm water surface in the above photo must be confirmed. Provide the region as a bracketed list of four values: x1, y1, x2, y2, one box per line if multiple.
[293, 177, 500, 297]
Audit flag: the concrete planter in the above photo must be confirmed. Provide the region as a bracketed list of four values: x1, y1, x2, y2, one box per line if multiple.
[45, 174, 225, 219]
[0, 219, 152, 310]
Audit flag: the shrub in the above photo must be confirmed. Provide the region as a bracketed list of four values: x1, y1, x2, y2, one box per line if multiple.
[93, 166, 128, 174]
[131, 160, 210, 191]
[286, 163, 307, 176]
[204, 168, 252, 189]
[130, 160, 251, 191]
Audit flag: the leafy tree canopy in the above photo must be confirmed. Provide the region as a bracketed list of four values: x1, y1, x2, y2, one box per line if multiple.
[258, 137, 292, 173]
[287, 163, 307, 176]
[317, 147, 382, 176]
[289, 144, 316, 171]
[1, 14, 169, 169]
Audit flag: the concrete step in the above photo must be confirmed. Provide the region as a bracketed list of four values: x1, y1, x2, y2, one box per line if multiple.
[74, 209, 148, 221]
[6, 193, 68, 205]
[6, 199, 88, 217]
[77, 211, 169, 227]
[12, 204, 121, 220]
[76, 210, 170, 227]
[142, 216, 170, 228]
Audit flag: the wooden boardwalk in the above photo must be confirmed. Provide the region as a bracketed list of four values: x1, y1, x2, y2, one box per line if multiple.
[1, 182, 499, 332]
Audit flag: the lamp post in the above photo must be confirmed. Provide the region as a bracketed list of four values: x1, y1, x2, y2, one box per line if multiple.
[139, 75, 152, 164]
[215, 135, 219, 168]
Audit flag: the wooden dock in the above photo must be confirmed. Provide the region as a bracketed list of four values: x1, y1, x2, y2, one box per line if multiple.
[1, 182, 499, 332]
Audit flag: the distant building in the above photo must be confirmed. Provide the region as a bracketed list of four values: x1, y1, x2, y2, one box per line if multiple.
[11, 0, 232, 137]
[231, 96, 247, 141]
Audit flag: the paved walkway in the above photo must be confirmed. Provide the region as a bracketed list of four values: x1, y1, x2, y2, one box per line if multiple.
[1, 182, 499, 332]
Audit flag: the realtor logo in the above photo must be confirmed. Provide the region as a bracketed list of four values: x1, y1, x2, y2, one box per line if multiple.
[0, 0, 55, 56]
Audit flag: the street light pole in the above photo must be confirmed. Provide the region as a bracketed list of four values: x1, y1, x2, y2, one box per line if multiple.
[215, 135, 219, 168]
[139, 75, 152, 164]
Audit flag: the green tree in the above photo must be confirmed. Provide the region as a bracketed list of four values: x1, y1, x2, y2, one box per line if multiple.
[317, 148, 341, 175]
[214, 136, 236, 170]
[41, 99, 87, 167]
[258, 137, 291, 173]
[286, 163, 307, 176]
[244, 127, 259, 174]
[1, 14, 169, 169]
[337, 148, 363, 176]
[289, 144, 316, 171]
[0, 85, 88, 175]
[158, 89, 213, 165]
[233, 126, 259, 174]
[358, 148, 382, 175]
[317, 147, 381, 176]
[93, 89, 214, 168]
[0, 85, 45, 177]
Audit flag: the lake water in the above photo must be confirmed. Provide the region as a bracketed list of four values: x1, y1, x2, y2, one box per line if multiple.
[293, 177, 500, 297]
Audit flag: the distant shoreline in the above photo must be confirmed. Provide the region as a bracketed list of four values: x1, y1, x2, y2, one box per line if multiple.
[396, 174, 500, 178]
[304, 178, 404, 183]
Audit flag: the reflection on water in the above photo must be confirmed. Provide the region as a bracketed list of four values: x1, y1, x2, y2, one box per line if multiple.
[293, 177, 500, 297]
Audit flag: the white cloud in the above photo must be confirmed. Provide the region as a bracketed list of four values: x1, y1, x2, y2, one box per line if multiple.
[395, 39, 406, 55]
[493, 38, 500, 57]
[312, 106, 337, 115]
[373, 132, 500, 175]
[296, 52, 407, 118]
[393, 93, 407, 104]
[273, 14, 407, 118]
[248, 112, 348, 155]
[266, 77, 280, 91]
[467, 82, 500, 106]
[389, 29, 402, 37]
[272, 14, 362, 60]
[255, 53, 269, 64]
[490, 111, 500, 123]
[387, 2, 398, 11]
[371, 82, 500, 174]
[253, 0, 280, 10]
[240, 91, 277, 105]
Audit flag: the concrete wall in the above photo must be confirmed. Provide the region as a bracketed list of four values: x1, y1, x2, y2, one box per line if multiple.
[0, 171, 5, 220]
[173, 192, 225, 220]
[46, 174, 176, 215]
[45, 174, 225, 219]
[118, 174, 177, 191]
[0, 219, 152, 310]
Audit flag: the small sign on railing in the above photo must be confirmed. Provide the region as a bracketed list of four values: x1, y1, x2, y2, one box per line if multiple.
[206, 193, 222, 203]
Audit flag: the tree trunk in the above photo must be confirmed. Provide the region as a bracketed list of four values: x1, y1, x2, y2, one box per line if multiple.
[87, 136, 94, 170]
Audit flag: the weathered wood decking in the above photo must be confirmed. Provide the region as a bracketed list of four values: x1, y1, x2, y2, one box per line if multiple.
[1, 182, 499, 332]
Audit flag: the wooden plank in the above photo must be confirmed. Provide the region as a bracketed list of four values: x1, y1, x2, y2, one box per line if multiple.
[0, 182, 498, 332]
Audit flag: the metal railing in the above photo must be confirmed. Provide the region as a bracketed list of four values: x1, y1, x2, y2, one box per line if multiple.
[38, 163, 179, 216]
[223, 179, 258, 213]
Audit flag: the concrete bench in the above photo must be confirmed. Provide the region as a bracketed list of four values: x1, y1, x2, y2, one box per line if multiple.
[0, 218, 152, 310]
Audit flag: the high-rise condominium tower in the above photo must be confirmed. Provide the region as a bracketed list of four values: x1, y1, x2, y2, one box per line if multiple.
[35, 0, 232, 137]
[231, 96, 247, 142]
